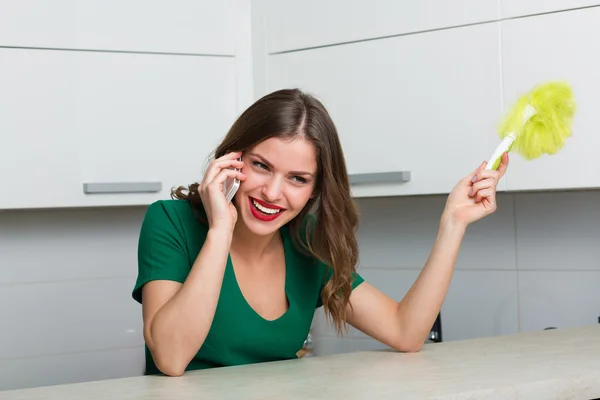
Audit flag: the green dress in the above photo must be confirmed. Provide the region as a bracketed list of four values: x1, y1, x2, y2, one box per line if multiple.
[132, 199, 364, 375]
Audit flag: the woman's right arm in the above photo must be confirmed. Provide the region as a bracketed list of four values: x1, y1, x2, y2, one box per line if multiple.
[141, 151, 246, 376]
[141, 227, 232, 377]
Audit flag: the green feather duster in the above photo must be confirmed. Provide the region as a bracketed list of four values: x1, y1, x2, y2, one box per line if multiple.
[486, 81, 576, 170]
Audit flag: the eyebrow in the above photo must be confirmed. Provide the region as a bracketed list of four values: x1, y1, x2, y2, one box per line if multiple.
[248, 152, 315, 177]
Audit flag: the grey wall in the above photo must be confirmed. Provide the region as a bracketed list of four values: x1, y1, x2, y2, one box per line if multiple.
[1, 189, 599, 389]
[0, 206, 147, 390]
[312, 190, 600, 355]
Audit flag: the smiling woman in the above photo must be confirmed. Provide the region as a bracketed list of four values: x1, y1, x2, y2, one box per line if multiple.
[131, 88, 509, 377]
[238, 140, 318, 228]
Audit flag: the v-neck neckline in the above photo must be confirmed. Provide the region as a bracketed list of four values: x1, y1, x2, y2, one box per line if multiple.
[228, 229, 293, 323]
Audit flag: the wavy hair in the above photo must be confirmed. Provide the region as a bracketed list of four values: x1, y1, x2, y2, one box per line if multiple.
[172, 88, 359, 334]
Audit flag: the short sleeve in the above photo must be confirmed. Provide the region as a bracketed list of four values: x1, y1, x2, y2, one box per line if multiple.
[132, 201, 191, 304]
[315, 264, 365, 308]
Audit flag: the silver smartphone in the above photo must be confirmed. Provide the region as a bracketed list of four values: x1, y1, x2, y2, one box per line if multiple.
[223, 157, 242, 203]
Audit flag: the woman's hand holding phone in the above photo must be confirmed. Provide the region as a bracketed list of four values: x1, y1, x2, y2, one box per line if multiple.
[223, 156, 242, 203]
[198, 151, 246, 234]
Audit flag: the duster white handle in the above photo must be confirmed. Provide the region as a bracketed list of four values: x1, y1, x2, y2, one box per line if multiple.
[485, 133, 516, 170]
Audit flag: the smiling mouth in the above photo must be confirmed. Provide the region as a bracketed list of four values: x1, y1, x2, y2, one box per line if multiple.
[249, 197, 285, 221]
[250, 197, 283, 214]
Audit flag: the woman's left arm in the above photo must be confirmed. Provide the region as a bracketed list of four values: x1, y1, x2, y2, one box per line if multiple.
[346, 153, 509, 352]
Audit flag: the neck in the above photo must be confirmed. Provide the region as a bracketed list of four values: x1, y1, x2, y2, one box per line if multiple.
[231, 219, 281, 262]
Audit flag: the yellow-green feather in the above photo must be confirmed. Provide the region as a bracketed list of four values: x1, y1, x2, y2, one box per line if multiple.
[498, 81, 576, 160]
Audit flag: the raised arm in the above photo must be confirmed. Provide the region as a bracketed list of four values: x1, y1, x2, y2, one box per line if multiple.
[345, 217, 465, 352]
[347, 155, 509, 351]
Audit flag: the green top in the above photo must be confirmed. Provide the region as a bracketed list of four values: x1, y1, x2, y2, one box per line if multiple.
[132, 199, 364, 375]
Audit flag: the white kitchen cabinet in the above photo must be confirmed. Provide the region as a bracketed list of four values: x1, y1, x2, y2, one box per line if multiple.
[261, 0, 498, 54]
[500, 0, 600, 19]
[501, 7, 600, 192]
[0, 0, 237, 55]
[0, 48, 237, 209]
[267, 23, 504, 197]
[0, 49, 81, 209]
[75, 51, 236, 208]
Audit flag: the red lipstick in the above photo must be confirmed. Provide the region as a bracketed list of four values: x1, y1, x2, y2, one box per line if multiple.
[249, 197, 285, 222]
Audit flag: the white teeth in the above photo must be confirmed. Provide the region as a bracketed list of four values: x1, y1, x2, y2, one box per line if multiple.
[252, 199, 281, 215]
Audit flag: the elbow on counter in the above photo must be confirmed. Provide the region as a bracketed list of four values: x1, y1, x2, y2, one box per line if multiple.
[145, 327, 193, 377]
[145, 338, 188, 377]
[157, 364, 186, 377]
[389, 330, 425, 353]
[391, 339, 423, 353]
[152, 351, 187, 377]
[399, 341, 424, 353]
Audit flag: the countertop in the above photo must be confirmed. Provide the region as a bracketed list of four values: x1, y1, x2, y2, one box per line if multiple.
[1, 324, 599, 399]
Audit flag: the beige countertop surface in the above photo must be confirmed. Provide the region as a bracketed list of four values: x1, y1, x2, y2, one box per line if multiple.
[1, 324, 599, 400]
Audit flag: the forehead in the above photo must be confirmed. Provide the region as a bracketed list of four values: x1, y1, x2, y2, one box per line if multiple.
[249, 137, 317, 172]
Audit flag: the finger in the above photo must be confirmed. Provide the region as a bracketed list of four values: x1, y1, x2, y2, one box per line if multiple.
[473, 169, 501, 183]
[203, 157, 245, 184]
[210, 158, 245, 171]
[472, 159, 508, 183]
[209, 168, 247, 189]
[204, 169, 246, 202]
[469, 178, 496, 197]
[496, 152, 509, 177]
[466, 161, 486, 183]
[475, 187, 495, 205]
[216, 151, 243, 161]
[201, 163, 245, 194]
[207, 151, 244, 176]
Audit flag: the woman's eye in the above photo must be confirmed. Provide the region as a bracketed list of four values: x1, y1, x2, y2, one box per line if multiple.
[250, 161, 308, 184]
[253, 161, 268, 169]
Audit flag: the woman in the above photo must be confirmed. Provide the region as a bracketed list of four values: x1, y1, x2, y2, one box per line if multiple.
[132, 88, 508, 376]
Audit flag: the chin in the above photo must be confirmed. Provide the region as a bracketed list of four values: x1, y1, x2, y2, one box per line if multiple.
[236, 194, 296, 236]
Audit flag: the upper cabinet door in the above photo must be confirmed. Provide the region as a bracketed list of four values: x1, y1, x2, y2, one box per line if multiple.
[0, 49, 81, 210]
[266, 24, 504, 197]
[263, 0, 498, 54]
[74, 52, 237, 207]
[501, 8, 600, 192]
[500, 0, 600, 18]
[0, 0, 236, 55]
[0, 49, 237, 210]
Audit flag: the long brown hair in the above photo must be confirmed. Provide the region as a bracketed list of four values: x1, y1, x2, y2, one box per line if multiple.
[172, 88, 359, 334]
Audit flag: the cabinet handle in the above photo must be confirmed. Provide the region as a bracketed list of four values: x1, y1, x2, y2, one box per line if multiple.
[348, 171, 411, 185]
[83, 182, 162, 194]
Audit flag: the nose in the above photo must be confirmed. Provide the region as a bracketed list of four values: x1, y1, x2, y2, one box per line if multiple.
[261, 176, 283, 203]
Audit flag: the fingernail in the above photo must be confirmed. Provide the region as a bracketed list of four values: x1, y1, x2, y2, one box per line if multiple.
[469, 189, 473, 196]
[472, 175, 477, 183]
